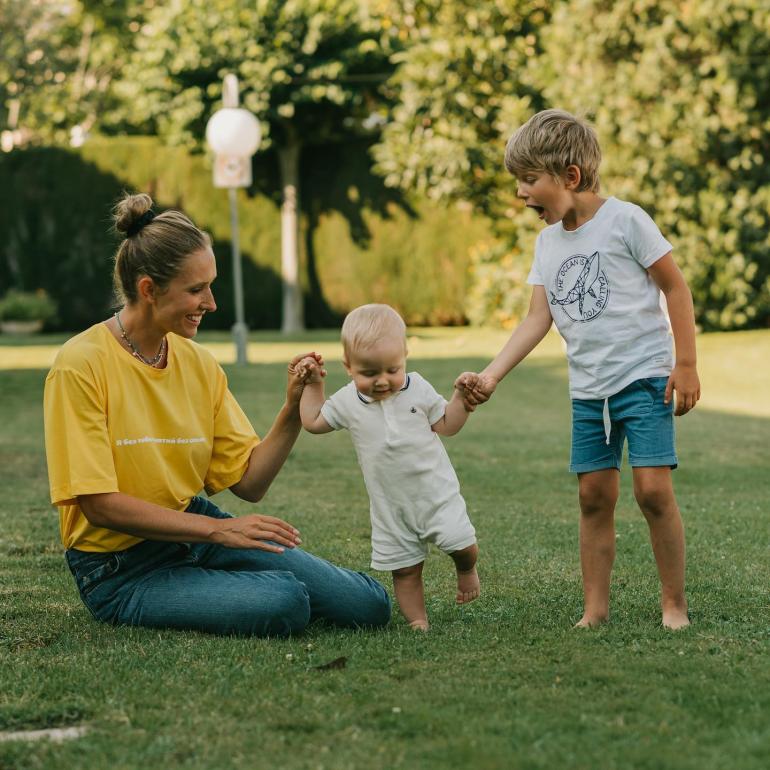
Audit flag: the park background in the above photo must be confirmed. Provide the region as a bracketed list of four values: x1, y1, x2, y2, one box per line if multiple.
[1, 1, 769, 769]
[1, 0, 769, 333]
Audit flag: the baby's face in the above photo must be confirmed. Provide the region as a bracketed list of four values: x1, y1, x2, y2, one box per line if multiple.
[345, 336, 407, 400]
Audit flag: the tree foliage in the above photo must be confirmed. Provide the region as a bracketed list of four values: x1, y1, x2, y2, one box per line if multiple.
[539, 0, 770, 330]
[375, 0, 770, 330]
[119, 0, 393, 149]
[372, 0, 550, 224]
[116, 0, 396, 331]
[4, 0, 769, 330]
[0, 0, 152, 145]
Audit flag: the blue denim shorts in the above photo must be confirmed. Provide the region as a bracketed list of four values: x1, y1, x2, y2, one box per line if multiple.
[570, 377, 677, 473]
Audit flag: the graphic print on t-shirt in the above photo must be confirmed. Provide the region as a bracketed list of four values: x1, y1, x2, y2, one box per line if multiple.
[550, 251, 610, 322]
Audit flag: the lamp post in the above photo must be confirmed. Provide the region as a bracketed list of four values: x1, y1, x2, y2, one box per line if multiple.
[205, 74, 261, 365]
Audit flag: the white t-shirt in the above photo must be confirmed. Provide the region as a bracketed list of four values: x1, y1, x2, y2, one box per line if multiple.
[527, 197, 673, 399]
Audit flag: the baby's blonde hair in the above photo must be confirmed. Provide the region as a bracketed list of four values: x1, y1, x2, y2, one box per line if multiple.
[341, 304, 406, 360]
[504, 109, 601, 193]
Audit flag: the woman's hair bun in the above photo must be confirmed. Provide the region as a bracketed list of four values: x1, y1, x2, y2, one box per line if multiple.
[113, 192, 154, 235]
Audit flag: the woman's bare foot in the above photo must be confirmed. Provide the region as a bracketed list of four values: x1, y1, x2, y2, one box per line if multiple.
[409, 619, 429, 632]
[456, 567, 480, 604]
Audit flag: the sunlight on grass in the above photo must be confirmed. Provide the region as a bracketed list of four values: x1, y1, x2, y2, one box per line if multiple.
[0, 326, 564, 370]
[2, 327, 768, 417]
[694, 330, 770, 417]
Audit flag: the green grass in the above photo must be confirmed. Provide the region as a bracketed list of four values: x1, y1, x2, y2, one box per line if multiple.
[1, 330, 768, 769]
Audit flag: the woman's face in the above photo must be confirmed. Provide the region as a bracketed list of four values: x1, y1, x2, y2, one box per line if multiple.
[152, 247, 217, 338]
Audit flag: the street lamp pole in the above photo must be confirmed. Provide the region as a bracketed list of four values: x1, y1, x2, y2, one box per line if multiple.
[205, 74, 261, 365]
[227, 186, 248, 365]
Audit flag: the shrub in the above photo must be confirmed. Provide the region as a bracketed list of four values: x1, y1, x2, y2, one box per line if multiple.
[0, 289, 58, 323]
[465, 221, 538, 328]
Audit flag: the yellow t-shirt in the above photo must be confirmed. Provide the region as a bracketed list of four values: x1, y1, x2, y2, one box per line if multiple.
[43, 323, 259, 552]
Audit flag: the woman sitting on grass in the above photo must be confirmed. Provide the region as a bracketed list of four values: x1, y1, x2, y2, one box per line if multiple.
[42, 192, 390, 638]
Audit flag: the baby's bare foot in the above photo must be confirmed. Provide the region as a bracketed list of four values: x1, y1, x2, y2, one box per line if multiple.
[662, 605, 690, 630]
[456, 567, 480, 604]
[409, 619, 429, 632]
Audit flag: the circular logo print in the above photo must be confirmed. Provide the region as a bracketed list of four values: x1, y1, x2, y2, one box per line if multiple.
[549, 251, 610, 322]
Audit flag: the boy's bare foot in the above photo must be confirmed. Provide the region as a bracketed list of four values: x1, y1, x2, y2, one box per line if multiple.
[456, 567, 480, 604]
[662, 605, 690, 630]
[409, 619, 429, 632]
[574, 613, 608, 628]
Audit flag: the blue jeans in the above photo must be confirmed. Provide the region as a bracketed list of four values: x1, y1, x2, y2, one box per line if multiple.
[65, 497, 391, 637]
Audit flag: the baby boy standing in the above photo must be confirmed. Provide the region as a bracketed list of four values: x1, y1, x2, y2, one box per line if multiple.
[298, 304, 479, 631]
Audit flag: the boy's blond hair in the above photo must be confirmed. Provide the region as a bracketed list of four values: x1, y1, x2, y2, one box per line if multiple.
[341, 304, 406, 360]
[504, 109, 601, 193]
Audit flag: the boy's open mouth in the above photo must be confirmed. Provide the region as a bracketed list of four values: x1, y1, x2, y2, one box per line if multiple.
[527, 204, 546, 219]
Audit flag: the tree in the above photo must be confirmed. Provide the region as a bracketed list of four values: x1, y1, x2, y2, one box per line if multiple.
[121, 0, 395, 332]
[370, 0, 553, 327]
[538, 0, 770, 329]
[374, 0, 770, 331]
[372, 0, 551, 227]
[0, 0, 149, 148]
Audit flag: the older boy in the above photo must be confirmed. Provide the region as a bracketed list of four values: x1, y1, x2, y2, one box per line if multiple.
[461, 109, 699, 629]
[298, 304, 480, 631]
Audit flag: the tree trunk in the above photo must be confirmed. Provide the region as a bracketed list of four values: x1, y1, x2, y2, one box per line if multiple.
[277, 140, 304, 333]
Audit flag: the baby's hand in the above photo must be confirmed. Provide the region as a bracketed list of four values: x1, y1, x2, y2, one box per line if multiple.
[454, 372, 481, 412]
[287, 352, 325, 405]
[295, 355, 326, 384]
[455, 372, 498, 411]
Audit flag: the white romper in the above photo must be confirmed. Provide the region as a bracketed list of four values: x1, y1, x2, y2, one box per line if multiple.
[321, 372, 477, 571]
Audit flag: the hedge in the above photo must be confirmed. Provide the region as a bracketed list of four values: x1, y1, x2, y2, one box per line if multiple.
[0, 137, 490, 331]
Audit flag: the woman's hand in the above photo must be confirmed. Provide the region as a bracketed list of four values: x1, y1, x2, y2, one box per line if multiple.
[210, 513, 302, 553]
[296, 356, 326, 384]
[287, 352, 326, 406]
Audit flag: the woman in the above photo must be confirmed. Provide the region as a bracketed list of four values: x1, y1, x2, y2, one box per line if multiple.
[43, 192, 390, 637]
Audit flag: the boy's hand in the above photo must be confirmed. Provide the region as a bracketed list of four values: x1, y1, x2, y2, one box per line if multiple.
[665, 363, 700, 416]
[455, 372, 498, 411]
[454, 372, 480, 412]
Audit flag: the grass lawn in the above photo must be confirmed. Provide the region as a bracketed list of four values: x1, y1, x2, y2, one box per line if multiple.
[1, 328, 768, 769]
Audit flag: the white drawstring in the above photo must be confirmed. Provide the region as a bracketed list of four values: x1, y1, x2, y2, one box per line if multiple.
[602, 398, 612, 445]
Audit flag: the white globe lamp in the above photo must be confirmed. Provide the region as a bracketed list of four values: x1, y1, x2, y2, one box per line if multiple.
[205, 108, 261, 157]
[205, 74, 261, 366]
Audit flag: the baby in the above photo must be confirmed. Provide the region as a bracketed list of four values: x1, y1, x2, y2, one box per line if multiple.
[297, 303, 479, 631]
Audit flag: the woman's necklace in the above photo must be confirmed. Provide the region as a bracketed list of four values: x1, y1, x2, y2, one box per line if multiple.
[114, 311, 167, 367]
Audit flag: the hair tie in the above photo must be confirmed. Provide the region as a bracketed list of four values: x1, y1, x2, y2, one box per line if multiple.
[126, 210, 156, 237]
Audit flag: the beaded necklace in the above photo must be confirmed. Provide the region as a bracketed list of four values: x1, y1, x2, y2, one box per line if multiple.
[114, 311, 167, 367]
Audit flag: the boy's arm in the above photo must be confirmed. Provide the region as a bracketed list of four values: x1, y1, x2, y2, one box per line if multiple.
[296, 358, 334, 434]
[646, 252, 701, 415]
[431, 386, 474, 436]
[462, 286, 553, 409]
